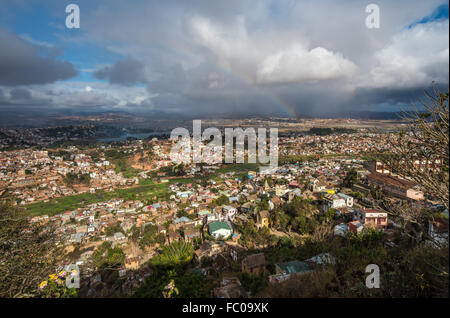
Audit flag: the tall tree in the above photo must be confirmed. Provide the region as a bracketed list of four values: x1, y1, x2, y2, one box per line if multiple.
[385, 85, 449, 245]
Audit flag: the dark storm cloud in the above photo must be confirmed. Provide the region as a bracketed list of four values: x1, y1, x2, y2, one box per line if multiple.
[351, 84, 449, 109]
[93, 58, 147, 86]
[9, 87, 32, 100]
[0, 29, 77, 86]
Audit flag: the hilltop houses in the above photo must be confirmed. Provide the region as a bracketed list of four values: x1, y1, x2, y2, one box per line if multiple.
[208, 221, 233, 239]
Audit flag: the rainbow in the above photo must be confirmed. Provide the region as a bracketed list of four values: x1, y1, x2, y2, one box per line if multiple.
[161, 44, 298, 118]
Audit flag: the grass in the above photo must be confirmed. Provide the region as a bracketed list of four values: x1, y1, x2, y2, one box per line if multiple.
[111, 158, 142, 178]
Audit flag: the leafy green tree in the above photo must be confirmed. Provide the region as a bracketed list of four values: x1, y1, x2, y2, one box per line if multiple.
[214, 195, 230, 206]
[343, 169, 358, 188]
[258, 194, 270, 211]
[139, 224, 165, 249]
[104, 224, 123, 236]
[238, 271, 268, 296]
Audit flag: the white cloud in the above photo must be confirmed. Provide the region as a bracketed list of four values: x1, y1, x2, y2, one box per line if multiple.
[367, 20, 449, 88]
[190, 15, 358, 85]
[256, 44, 358, 84]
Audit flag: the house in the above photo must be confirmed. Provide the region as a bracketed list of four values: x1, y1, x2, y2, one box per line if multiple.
[173, 216, 192, 227]
[275, 261, 310, 278]
[334, 223, 348, 236]
[184, 224, 200, 242]
[194, 242, 213, 261]
[241, 253, 266, 275]
[239, 202, 253, 214]
[275, 185, 288, 196]
[367, 172, 424, 200]
[208, 221, 232, 240]
[194, 241, 226, 261]
[288, 181, 299, 188]
[125, 256, 142, 270]
[231, 232, 241, 243]
[311, 179, 327, 192]
[323, 194, 346, 212]
[268, 272, 292, 284]
[305, 253, 336, 267]
[176, 191, 193, 198]
[271, 196, 283, 207]
[353, 208, 388, 229]
[348, 220, 364, 234]
[286, 189, 302, 202]
[113, 232, 127, 242]
[301, 189, 315, 200]
[228, 244, 247, 262]
[256, 210, 270, 229]
[336, 193, 354, 207]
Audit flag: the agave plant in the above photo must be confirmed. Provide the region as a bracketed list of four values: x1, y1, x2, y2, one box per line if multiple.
[151, 241, 194, 267]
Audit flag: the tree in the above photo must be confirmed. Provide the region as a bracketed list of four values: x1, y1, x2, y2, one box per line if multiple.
[258, 194, 270, 211]
[382, 85, 449, 290]
[214, 195, 230, 206]
[104, 224, 123, 236]
[388, 85, 448, 209]
[0, 202, 60, 297]
[385, 86, 449, 242]
[342, 169, 358, 188]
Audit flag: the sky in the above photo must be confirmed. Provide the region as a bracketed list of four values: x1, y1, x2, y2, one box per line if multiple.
[0, 0, 448, 118]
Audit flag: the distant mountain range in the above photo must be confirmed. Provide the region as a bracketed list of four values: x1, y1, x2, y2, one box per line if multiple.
[0, 107, 405, 128]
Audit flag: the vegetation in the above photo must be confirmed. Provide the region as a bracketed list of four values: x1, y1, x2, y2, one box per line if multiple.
[134, 268, 210, 298]
[135, 241, 209, 298]
[342, 169, 359, 188]
[213, 194, 230, 206]
[150, 241, 194, 267]
[309, 127, 357, 136]
[269, 197, 322, 235]
[385, 86, 448, 245]
[92, 242, 126, 269]
[64, 172, 91, 186]
[104, 224, 124, 236]
[139, 224, 166, 249]
[0, 201, 61, 297]
[159, 163, 187, 177]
